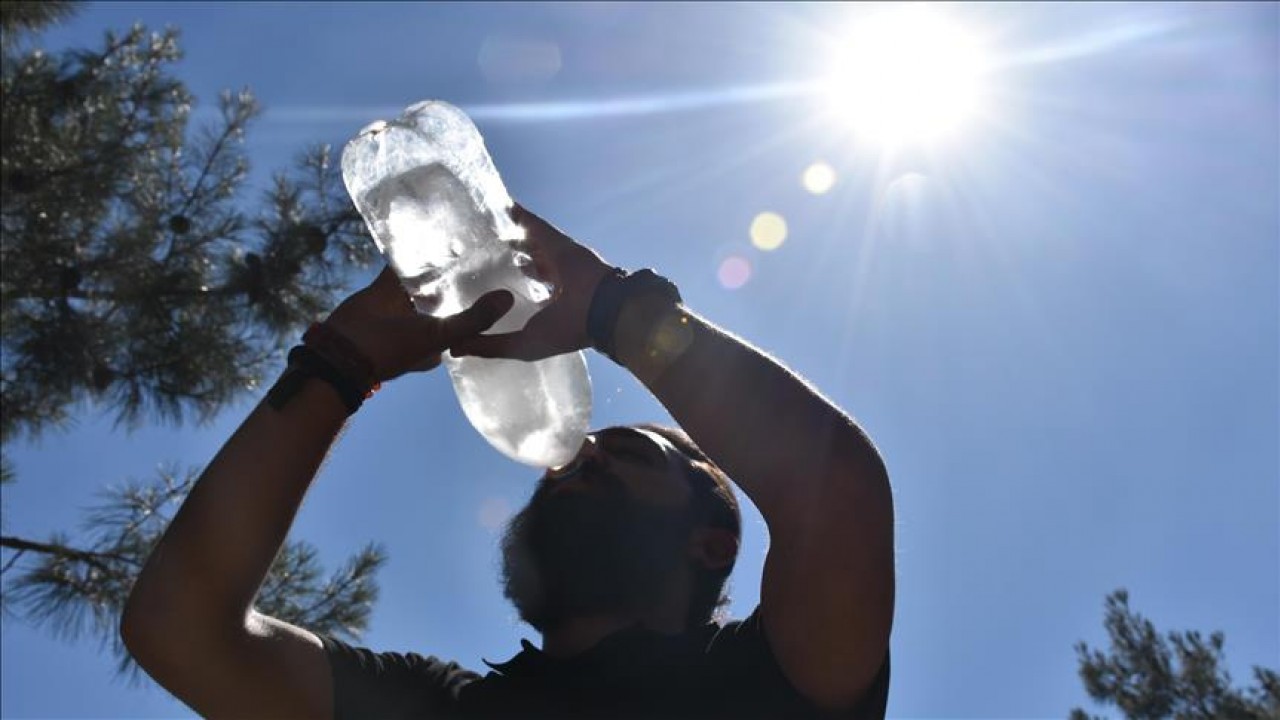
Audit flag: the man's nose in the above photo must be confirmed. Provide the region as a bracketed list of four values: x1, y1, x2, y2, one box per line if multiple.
[578, 433, 601, 461]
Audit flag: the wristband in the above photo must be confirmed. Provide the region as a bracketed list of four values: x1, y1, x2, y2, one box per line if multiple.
[302, 322, 376, 388]
[267, 346, 379, 415]
[586, 268, 683, 364]
[266, 322, 381, 415]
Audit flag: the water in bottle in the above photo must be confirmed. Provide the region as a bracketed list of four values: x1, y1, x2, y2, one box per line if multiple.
[341, 100, 591, 469]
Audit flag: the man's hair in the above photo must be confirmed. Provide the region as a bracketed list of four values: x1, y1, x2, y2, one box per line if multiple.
[632, 423, 741, 627]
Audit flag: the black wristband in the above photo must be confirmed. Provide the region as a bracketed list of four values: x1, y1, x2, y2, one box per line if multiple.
[586, 267, 628, 361]
[267, 345, 368, 415]
[586, 268, 682, 363]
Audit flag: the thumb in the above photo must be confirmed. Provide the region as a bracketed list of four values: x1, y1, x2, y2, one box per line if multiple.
[438, 290, 515, 341]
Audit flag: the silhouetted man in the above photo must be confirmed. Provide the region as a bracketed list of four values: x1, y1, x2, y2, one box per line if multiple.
[122, 205, 895, 718]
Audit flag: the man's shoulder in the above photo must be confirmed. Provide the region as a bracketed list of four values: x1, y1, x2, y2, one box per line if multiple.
[320, 634, 482, 719]
[706, 607, 891, 720]
[321, 633, 480, 680]
[701, 606, 769, 658]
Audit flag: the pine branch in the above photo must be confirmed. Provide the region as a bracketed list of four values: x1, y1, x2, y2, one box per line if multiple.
[0, 534, 139, 574]
[3, 284, 244, 303]
[1, 548, 25, 575]
[174, 92, 256, 219]
[2, 466, 387, 677]
[1074, 589, 1280, 719]
[0, 1, 79, 43]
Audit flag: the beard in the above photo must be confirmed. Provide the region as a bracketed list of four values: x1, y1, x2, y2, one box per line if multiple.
[500, 459, 694, 633]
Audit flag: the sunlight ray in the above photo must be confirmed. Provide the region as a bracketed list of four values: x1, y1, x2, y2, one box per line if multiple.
[829, 150, 902, 375]
[261, 82, 818, 126]
[771, 152, 874, 347]
[996, 19, 1183, 68]
[466, 82, 815, 122]
[931, 162, 1060, 365]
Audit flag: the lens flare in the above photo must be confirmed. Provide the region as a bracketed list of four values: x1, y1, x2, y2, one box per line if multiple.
[717, 256, 752, 289]
[750, 212, 788, 251]
[802, 161, 838, 194]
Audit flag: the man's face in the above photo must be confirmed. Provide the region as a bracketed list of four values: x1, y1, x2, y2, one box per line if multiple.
[500, 427, 696, 632]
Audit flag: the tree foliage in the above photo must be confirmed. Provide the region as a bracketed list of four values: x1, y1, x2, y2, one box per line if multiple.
[2, 466, 386, 678]
[1, 19, 375, 442]
[1, 6, 385, 681]
[0, 1, 79, 46]
[1072, 590, 1280, 720]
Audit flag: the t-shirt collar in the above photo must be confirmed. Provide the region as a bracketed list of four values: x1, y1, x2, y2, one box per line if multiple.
[483, 623, 715, 676]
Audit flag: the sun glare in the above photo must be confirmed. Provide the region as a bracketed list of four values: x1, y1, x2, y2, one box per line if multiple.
[823, 7, 990, 147]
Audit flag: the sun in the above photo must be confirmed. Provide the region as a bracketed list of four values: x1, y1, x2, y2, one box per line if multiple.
[822, 6, 990, 147]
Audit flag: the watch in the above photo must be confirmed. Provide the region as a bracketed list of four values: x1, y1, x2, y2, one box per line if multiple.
[587, 268, 683, 364]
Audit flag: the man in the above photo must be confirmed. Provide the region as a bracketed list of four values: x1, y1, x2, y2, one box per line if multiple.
[121, 205, 895, 719]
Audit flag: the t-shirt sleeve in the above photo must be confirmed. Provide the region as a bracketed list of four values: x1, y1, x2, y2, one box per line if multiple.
[319, 634, 481, 720]
[708, 606, 891, 720]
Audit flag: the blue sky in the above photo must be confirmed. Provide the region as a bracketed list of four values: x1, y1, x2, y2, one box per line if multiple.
[2, 2, 1277, 717]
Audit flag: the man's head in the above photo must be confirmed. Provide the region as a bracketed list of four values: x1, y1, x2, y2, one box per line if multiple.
[500, 424, 740, 634]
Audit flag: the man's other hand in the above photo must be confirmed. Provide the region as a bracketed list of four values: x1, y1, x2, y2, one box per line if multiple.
[325, 266, 514, 382]
[452, 204, 613, 362]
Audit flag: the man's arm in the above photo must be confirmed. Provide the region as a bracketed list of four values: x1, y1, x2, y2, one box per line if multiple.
[455, 207, 894, 710]
[618, 301, 894, 710]
[120, 381, 345, 719]
[120, 269, 511, 719]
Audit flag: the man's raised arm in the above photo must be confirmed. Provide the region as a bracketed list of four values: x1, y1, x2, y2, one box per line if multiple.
[617, 296, 895, 710]
[455, 206, 895, 711]
[120, 269, 510, 719]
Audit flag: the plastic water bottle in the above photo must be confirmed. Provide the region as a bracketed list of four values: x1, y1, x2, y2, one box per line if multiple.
[341, 100, 591, 469]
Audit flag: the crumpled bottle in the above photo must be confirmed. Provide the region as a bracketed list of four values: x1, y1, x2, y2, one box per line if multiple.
[341, 100, 591, 469]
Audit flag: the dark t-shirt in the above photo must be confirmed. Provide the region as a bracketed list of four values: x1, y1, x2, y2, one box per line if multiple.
[320, 607, 890, 719]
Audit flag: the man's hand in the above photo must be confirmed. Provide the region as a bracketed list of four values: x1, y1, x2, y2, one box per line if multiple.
[452, 204, 613, 361]
[325, 265, 514, 382]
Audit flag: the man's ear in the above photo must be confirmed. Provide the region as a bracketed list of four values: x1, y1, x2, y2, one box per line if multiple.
[689, 527, 738, 570]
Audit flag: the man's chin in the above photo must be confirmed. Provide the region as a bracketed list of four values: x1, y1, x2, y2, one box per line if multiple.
[499, 492, 691, 633]
[504, 574, 645, 633]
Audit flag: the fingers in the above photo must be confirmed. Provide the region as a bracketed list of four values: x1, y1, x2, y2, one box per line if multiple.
[509, 239, 561, 290]
[509, 203, 572, 290]
[361, 264, 417, 313]
[438, 290, 515, 342]
[391, 291, 513, 371]
[408, 352, 443, 373]
[510, 203, 572, 249]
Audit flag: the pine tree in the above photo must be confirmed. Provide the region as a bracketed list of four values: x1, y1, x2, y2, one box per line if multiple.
[1, 3, 385, 677]
[1, 466, 386, 680]
[1071, 590, 1280, 719]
